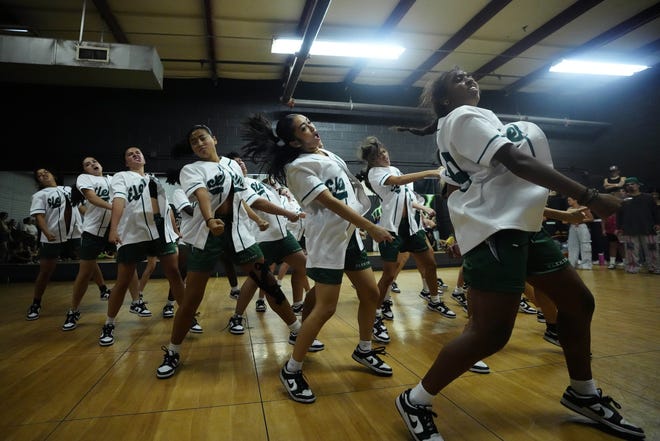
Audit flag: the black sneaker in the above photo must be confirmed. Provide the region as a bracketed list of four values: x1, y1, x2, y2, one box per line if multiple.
[255, 298, 267, 312]
[373, 316, 390, 343]
[427, 300, 456, 318]
[292, 303, 303, 316]
[437, 278, 449, 289]
[543, 330, 561, 347]
[162, 303, 174, 318]
[288, 331, 325, 352]
[129, 299, 152, 317]
[99, 324, 115, 346]
[100, 288, 111, 301]
[560, 386, 645, 439]
[519, 298, 537, 314]
[351, 346, 392, 376]
[390, 282, 401, 293]
[537, 311, 546, 323]
[396, 389, 440, 441]
[419, 290, 431, 301]
[228, 314, 245, 335]
[156, 346, 180, 379]
[279, 363, 315, 403]
[26, 303, 41, 321]
[451, 291, 468, 311]
[190, 315, 203, 334]
[62, 310, 81, 331]
[381, 299, 394, 320]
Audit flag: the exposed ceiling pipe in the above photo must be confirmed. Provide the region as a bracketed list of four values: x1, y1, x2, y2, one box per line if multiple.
[280, 0, 331, 105]
[288, 99, 611, 128]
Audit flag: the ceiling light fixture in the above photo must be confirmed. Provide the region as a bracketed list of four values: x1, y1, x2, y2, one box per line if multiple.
[271, 38, 405, 59]
[549, 59, 649, 76]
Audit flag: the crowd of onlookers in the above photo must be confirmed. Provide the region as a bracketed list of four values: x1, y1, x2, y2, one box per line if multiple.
[0, 212, 40, 264]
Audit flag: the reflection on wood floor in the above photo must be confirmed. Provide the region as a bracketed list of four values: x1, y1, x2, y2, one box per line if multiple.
[0, 266, 658, 441]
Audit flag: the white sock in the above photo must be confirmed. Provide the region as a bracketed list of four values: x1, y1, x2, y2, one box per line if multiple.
[422, 279, 429, 291]
[286, 357, 303, 373]
[288, 319, 302, 333]
[168, 343, 181, 354]
[105, 317, 115, 325]
[384, 294, 392, 302]
[409, 382, 435, 406]
[609, 257, 615, 265]
[453, 286, 464, 295]
[570, 378, 598, 396]
[231, 285, 239, 291]
[430, 294, 440, 303]
[375, 308, 382, 318]
[358, 340, 372, 352]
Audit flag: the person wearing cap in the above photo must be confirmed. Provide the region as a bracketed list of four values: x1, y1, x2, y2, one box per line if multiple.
[617, 177, 659, 274]
[603, 165, 626, 193]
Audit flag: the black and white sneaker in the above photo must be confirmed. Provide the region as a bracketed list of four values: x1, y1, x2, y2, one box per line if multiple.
[543, 329, 561, 347]
[351, 346, 392, 376]
[162, 303, 174, 318]
[255, 298, 267, 312]
[129, 299, 152, 317]
[280, 363, 315, 403]
[156, 346, 180, 379]
[26, 303, 40, 321]
[419, 290, 431, 302]
[292, 303, 303, 316]
[190, 315, 203, 334]
[100, 288, 111, 301]
[437, 278, 449, 289]
[381, 299, 394, 320]
[62, 310, 80, 331]
[229, 288, 240, 300]
[537, 311, 546, 323]
[395, 389, 441, 441]
[519, 298, 537, 314]
[390, 282, 401, 293]
[451, 291, 468, 311]
[427, 301, 456, 318]
[373, 316, 391, 343]
[99, 324, 115, 346]
[228, 314, 245, 335]
[288, 331, 325, 352]
[560, 386, 645, 439]
[469, 360, 490, 374]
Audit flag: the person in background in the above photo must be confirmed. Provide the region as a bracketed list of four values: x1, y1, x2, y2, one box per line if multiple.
[241, 113, 394, 404]
[603, 165, 626, 194]
[565, 196, 594, 270]
[392, 67, 644, 441]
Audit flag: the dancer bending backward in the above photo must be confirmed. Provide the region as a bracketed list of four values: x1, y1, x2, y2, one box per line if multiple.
[156, 124, 303, 379]
[357, 137, 455, 340]
[100, 147, 185, 347]
[241, 113, 394, 404]
[393, 67, 644, 440]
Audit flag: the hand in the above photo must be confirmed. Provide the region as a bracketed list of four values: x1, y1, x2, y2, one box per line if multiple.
[366, 224, 393, 243]
[257, 219, 269, 231]
[108, 230, 121, 245]
[207, 218, 225, 236]
[565, 206, 588, 223]
[588, 193, 621, 219]
[286, 211, 302, 222]
[45, 231, 56, 242]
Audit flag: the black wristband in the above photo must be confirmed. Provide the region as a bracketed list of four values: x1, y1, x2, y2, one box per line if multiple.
[577, 188, 599, 206]
[205, 217, 213, 225]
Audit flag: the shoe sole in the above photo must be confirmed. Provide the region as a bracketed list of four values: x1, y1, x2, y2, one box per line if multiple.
[156, 368, 178, 379]
[62, 325, 77, 331]
[99, 340, 114, 347]
[543, 335, 561, 347]
[26, 316, 40, 321]
[469, 366, 490, 374]
[190, 328, 204, 334]
[372, 334, 390, 343]
[351, 353, 392, 376]
[382, 314, 394, 321]
[279, 370, 316, 403]
[130, 310, 152, 317]
[288, 339, 325, 352]
[560, 397, 645, 438]
[256, 308, 267, 312]
[163, 314, 174, 318]
[229, 329, 245, 335]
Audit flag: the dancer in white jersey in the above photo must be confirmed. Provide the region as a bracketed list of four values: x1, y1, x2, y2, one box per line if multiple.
[241, 113, 394, 404]
[392, 67, 644, 441]
[62, 156, 146, 330]
[25, 169, 81, 320]
[156, 124, 303, 380]
[357, 137, 455, 336]
[99, 147, 185, 347]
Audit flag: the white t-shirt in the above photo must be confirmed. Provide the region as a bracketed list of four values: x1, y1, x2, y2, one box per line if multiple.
[76, 173, 112, 237]
[285, 149, 370, 270]
[436, 105, 551, 254]
[179, 157, 260, 251]
[29, 185, 72, 244]
[170, 187, 195, 246]
[244, 176, 290, 243]
[368, 166, 421, 235]
[110, 171, 178, 248]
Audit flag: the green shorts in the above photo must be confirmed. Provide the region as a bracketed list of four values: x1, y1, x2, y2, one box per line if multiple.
[187, 231, 264, 272]
[116, 239, 177, 264]
[79, 231, 116, 260]
[379, 216, 429, 262]
[38, 239, 81, 259]
[307, 234, 371, 285]
[463, 228, 569, 294]
[259, 231, 302, 265]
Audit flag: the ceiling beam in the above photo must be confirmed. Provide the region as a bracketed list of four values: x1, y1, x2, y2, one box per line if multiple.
[504, 2, 660, 95]
[279, 0, 317, 87]
[401, 0, 512, 87]
[202, 0, 218, 82]
[342, 0, 416, 85]
[280, 0, 332, 105]
[471, 0, 603, 81]
[91, 0, 128, 43]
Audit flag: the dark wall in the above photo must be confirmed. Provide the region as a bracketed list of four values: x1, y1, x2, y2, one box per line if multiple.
[2, 67, 658, 192]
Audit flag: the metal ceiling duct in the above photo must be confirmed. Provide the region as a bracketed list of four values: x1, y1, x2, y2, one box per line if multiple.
[0, 35, 163, 90]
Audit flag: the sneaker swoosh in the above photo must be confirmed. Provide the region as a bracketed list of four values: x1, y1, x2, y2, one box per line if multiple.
[409, 415, 424, 434]
[287, 379, 297, 391]
[592, 404, 614, 419]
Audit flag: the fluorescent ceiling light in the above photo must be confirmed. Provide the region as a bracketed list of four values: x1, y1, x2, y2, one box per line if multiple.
[271, 38, 405, 59]
[549, 59, 649, 76]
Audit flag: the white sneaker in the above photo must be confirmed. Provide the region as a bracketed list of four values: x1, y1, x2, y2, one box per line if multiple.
[469, 360, 490, 374]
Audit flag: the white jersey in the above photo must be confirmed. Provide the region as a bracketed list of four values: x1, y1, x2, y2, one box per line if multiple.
[244, 176, 289, 242]
[110, 171, 178, 248]
[285, 149, 370, 269]
[30, 185, 72, 244]
[436, 105, 552, 254]
[76, 173, 112, 237]
[283, 193, 305, 241]
[170, 187, 195, 246]
[68, 204, 83, 239]
[179, 157, 260, 251]
[368, 166, 421, 235]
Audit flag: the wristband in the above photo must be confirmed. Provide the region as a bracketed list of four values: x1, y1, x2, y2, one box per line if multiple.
[205, 217, 213, 225]
[577, 187, 599, 206]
